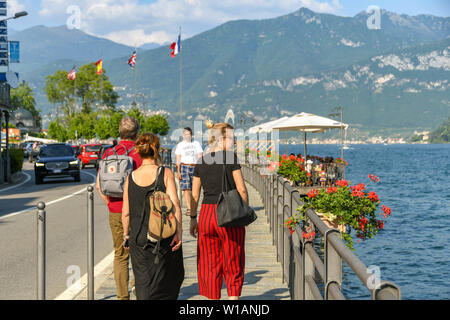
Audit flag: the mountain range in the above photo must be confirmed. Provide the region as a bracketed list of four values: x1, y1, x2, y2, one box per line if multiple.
[9, 7, 450, 137]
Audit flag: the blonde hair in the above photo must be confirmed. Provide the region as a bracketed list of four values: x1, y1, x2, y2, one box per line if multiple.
[207, 122, 234, 146]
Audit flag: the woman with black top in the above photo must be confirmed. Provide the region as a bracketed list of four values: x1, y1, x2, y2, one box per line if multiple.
[190, 122, 249, 300]
[122, 133, 184, 300]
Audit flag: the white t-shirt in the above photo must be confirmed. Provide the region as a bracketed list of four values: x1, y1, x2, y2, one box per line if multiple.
[175, 140, 203, 165]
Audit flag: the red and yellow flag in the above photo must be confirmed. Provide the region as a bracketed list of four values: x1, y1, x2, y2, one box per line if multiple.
[95, 59, 103, 75]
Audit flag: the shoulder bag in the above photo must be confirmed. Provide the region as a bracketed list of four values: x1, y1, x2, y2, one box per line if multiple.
[216, 163, 257, 228]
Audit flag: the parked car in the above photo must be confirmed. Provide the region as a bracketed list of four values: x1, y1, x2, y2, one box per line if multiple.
[77, 144, 103, 169]
[28, 142, 44, 163]
[72, 145, 80, 157]
[20, 142, 34, 158]
[34, 143, 80, 184]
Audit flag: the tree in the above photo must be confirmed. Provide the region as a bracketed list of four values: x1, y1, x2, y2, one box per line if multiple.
[94, 111, 124, 140]
[127, 107, 170, 136]
[45, 70, 77, 122]
[76, 64, 118, 113]
[68, 113, 97, 140]
[45, 63, 118, 121]
[143, 114, 170, 136]
[10, 81, 41, 127]
[48, 120, 69, 142]
[127, 106, 145, 129]
[429, 117, 450, 143]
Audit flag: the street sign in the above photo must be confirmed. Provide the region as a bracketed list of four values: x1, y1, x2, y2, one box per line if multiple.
[9, 41, 19, 63]
[0, 1, 7, 68]
[0, 1, 5, 19]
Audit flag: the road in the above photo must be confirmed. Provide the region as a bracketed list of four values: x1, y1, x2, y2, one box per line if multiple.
[0, 161, 114, 300]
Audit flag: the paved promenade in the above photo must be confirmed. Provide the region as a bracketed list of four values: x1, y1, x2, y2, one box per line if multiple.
[75, 180, 289, 300]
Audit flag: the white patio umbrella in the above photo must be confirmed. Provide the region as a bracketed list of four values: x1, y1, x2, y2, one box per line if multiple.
[271, 112, 349, 158]
[247, 116, 289, 134]
[247, 117, 289, 154]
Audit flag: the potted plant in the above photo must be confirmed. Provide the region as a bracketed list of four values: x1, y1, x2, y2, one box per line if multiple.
[284, 174, 391, 250]
[276, 154, 308, 186]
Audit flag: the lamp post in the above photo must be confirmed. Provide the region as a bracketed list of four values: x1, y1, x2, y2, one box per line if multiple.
[136, 92, 147, 115]
[0, 11, 28, 22]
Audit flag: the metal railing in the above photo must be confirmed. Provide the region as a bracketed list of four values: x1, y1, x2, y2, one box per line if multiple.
[242, 164, 401, 300]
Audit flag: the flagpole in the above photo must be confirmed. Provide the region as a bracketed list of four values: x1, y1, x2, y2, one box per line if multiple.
[134, 46, 137, 109]
[179, 26, 183, 129]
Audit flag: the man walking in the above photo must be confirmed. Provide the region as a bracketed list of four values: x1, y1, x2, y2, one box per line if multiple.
[175, 127, 203, 216]
[96, 117, 142, 300]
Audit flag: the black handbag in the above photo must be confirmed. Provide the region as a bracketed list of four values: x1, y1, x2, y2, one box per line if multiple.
[216, 163, 257, 227]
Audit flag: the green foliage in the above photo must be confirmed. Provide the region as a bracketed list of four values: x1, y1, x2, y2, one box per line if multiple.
[127, 107, 170, 136]
[2, 123, 16, 128]
[48, 120, 69, 142]
[10, 82, 41, 127]
[277, 154, 308, 184]
[143, 114, 170, 136]
[67, 113, 97, 140]
[28, 132, 47, 139]
[94, 111, 125, 140]
[2, 148, 25, 174]
[292, 178, 391, 250]
[429, 117, 450, 143]
[45, 63, 118, 119]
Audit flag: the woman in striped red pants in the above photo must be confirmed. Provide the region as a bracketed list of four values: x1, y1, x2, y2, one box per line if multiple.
[190, 122, 249, 300]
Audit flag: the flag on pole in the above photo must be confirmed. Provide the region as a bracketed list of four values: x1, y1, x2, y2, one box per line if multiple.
[67, 66, 76, 80]
[95, 59, 103, 75]
[170, 33, 181, 58]
[128, 49, 137, 68]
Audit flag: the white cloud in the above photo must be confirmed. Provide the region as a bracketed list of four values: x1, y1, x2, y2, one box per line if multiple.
[38, 0, 342, 46]
[104, 29, 172, 47]
[7, 0, 26, 13]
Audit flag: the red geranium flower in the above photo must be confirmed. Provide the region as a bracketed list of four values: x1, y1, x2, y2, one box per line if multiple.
[352, 190, 365, 198]
[307, 189, 319, 198]
[336, 180, 349, 187]
[368, 191, 379, 202]
[382, 205, 391, 218]
[327, 187, 338, 194]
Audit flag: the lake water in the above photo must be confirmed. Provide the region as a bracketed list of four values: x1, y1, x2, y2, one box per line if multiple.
[282, 143, 450, 300]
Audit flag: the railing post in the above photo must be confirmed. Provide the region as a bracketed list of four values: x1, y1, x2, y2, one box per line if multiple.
[325, 229, 342, 300]
[292, 228, 303, 300]
[87, 186, 95, 300]
[272, 178, 278, 246]
[372, 282, 401, 300]
[302, 240, 314, 300]
[268, 174, 272, 229]
[37, 202, 46, 300]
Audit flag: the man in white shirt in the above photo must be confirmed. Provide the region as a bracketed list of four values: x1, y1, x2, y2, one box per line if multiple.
[175, 127, 203, 216]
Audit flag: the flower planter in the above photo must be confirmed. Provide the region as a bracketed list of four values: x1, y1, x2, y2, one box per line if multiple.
[316, 211, 347, 233]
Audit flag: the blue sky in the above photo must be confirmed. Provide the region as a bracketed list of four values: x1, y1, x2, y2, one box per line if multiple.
[7, 0, 450, 46]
